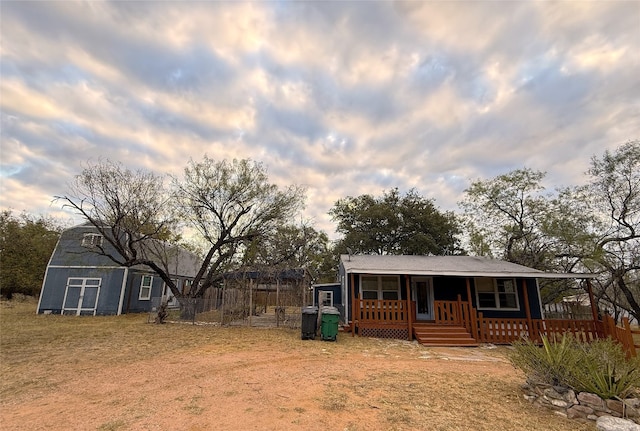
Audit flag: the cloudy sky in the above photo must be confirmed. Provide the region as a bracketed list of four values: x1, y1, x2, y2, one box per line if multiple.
[1, 1, 639, 238]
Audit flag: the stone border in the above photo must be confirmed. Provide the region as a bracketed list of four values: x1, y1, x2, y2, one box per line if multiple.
[521, 379, 640, 424]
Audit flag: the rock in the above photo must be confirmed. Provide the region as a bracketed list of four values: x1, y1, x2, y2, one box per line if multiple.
[596, 416, 640, 431]
[563, 389, 577, 405]
[544, 387, 565, 401]
[567, 404, 595, 419]
[608, 399, 625, 415]
[579, 392, 606, 411]
[553, 410, 568, 418]
[625, 406, 640, 419]
[626, 399, 640, 409]
[550, 398, 569, 408]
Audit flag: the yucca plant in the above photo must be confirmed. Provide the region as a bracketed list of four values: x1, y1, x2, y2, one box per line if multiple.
[511, 335, 640, 399]
[568, 338, 640, 400]
[510, 334, 579, 386]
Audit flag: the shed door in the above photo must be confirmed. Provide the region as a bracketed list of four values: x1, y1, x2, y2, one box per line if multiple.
[62, 278, 101, 316]
[412, 277, 433, 320]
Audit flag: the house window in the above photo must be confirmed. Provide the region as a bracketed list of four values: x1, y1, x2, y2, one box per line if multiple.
[182, 279, 193, 295]
[139, 275, 153, 300]
[475, 278, 519, 310]
[163, 279, 178, 300]
[81, 233, 103, 247]
[360, 275, 400, 300]
[361, 276, 379, 299]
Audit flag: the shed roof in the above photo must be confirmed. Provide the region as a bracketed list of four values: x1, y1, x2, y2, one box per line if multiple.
[340, 255, 595, 279]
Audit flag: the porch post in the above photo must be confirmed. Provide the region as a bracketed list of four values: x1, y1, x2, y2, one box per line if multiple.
[350, 273, 356, 337]
[406, 275, 413, 341]
[466, 278, 478, 341]
[586, 279, 599, 322]
[522, 279, 535, 341]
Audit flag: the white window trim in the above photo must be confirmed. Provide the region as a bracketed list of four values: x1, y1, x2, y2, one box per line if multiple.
[162, 279, 179, 305]
[319, 291, 334, 307]
[359, 274, 401, 300]
[81, 233, 103, 248]
[139, 275, 153, 300]
[474, 278, 520, 311]
[62, 277, 102, 316]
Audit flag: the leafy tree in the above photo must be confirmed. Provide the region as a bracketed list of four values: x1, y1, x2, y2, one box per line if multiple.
[330, 188, 462, 256]
[586, 141, 640, 321]
[57, 157, 306, 300]
[460, 141, 640, 315]
[460, 168, 550, 267]
[0, 211, 63, 299]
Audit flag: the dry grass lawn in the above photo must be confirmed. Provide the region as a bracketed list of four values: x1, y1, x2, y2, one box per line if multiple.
[0, 299, 593, 431]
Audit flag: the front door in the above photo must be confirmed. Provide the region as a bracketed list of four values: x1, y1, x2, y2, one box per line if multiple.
[412, 277, 433, 320]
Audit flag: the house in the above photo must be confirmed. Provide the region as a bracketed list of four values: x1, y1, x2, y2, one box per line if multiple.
[37, 223, 200, 316]
[337, 254, 636, 352]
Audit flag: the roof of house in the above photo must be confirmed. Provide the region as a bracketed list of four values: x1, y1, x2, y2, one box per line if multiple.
[340, 254, 595, 279]
[56, 224, 201, 277]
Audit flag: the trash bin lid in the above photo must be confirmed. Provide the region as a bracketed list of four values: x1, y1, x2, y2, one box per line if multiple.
[321, 306, 340, 315]
[302, 306, 318, 314]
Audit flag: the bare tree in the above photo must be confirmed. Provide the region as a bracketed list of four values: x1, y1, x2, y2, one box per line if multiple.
[172, 157, 306, 297]
[55, 160, 185, 297]
[57, 157, 306, 302]
[587, 140, 640, 320]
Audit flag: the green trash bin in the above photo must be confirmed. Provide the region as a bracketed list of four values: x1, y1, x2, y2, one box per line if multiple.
[320, 306, 340, 341]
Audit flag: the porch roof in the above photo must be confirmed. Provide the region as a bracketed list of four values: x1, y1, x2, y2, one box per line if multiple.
[340, 255, 595, 279]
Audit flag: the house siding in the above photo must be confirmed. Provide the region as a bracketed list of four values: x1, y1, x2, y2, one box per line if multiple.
[38, 224, 198, 316]
[122, 271, 165, 313]
[432, 276, 467, 300]
[38, 266, 126, 315]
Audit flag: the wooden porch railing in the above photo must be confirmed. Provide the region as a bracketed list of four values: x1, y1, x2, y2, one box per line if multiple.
[356, 299, 409, 323]
[351, 298, 637, 357]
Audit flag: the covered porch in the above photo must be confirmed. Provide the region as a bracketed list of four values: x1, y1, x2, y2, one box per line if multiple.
[348, 275, 637, 356]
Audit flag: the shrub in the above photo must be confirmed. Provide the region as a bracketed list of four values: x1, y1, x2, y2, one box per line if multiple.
[510, 334, 640, 399]
[510, 334, 579, 387]
[569, 338, 640, 400]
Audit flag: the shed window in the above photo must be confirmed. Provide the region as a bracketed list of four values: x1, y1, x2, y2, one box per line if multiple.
[475, 278, 519, 310]
[81, 233, 103, 247]
[359, 275, 401, 300]
[319, 291, 333, 307]
[139, 275, 153, 300]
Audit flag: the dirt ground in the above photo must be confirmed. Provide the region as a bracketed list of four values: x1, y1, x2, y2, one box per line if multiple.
[0, 303, 592, 431]
[1, 341, 590, 431]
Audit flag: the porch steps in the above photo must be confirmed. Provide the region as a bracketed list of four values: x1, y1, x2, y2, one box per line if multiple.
[413, 323, 478, 347]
